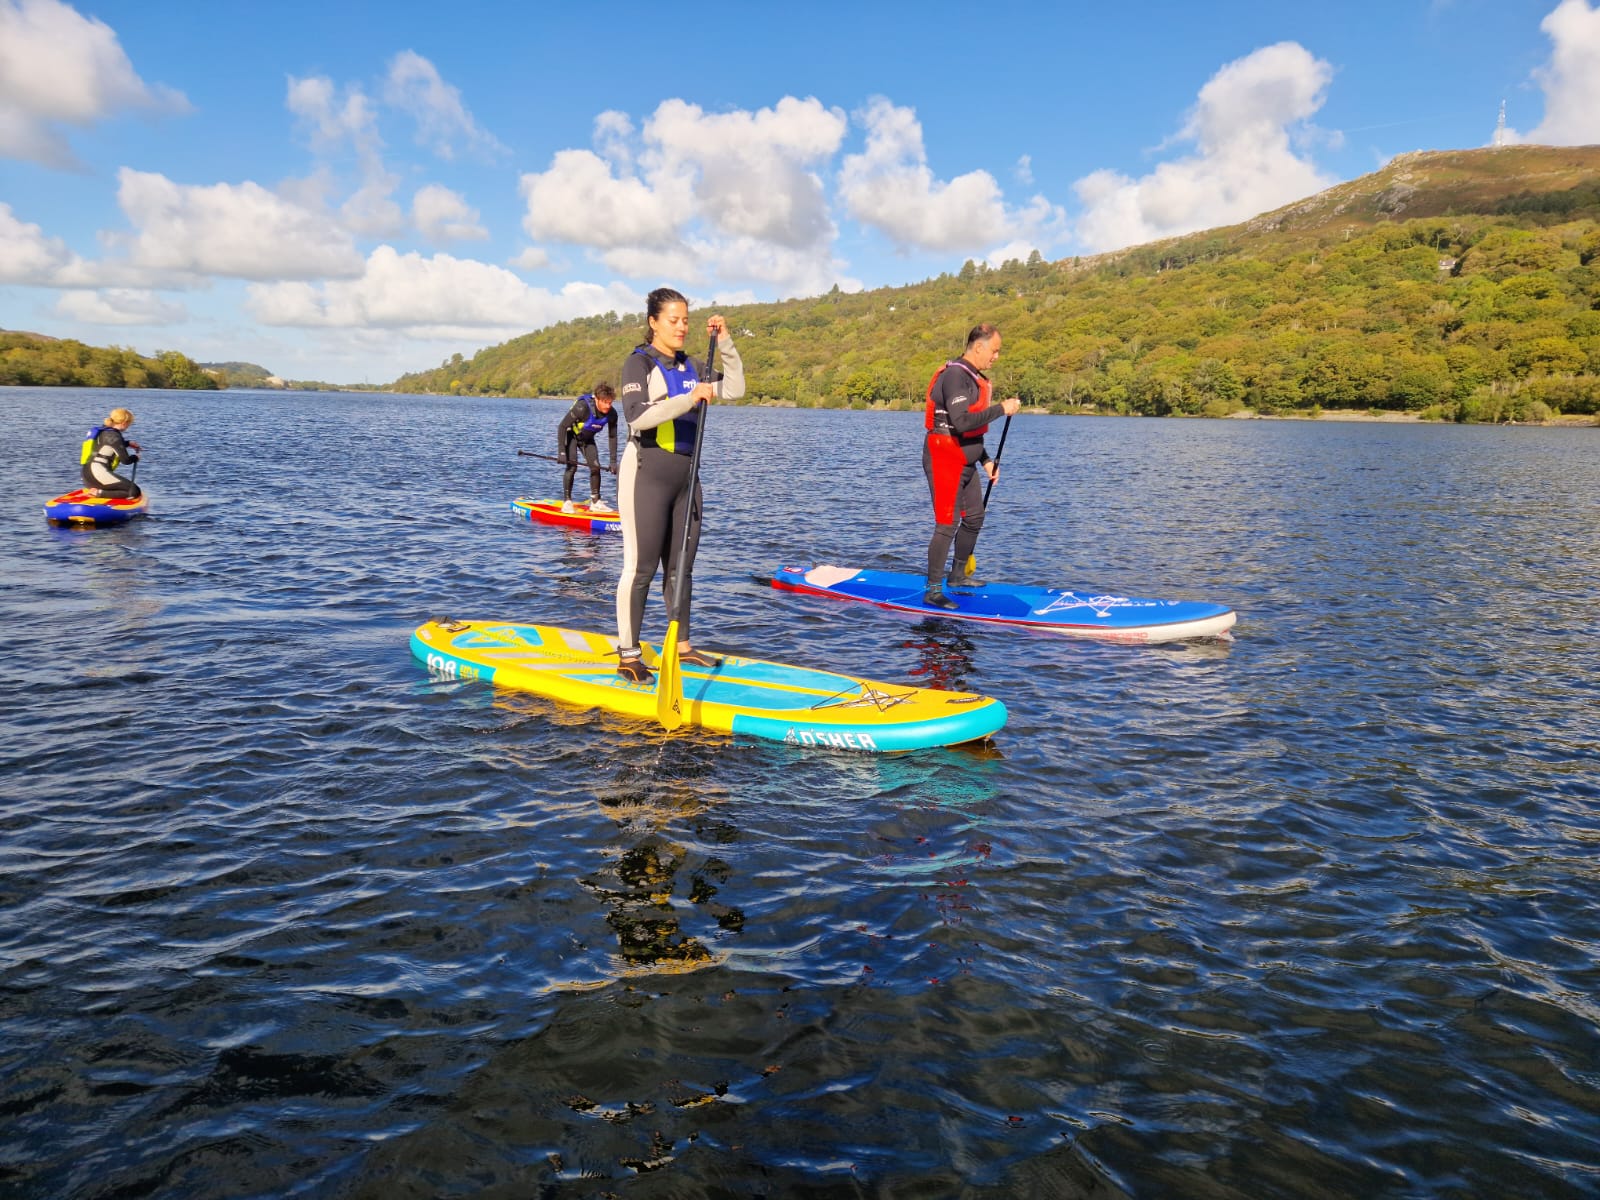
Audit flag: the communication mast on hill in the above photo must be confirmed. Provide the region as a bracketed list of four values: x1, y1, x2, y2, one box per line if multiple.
[1493, 100, 1508, 147]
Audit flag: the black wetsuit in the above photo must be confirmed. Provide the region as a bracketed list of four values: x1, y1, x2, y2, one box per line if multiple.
[614, 336, 743, 660]
[82, 427, 141, 498]
[556, 395, 618, 503]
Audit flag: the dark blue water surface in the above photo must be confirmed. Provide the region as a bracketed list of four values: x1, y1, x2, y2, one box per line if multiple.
[3, 386, 1598, 1199]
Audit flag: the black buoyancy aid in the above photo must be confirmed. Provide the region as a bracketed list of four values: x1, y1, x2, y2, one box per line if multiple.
[631, 347, 701, 455]
[924, 359, 991, 437]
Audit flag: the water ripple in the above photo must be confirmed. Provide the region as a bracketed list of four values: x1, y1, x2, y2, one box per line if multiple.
[2, 390, 1598, 1197]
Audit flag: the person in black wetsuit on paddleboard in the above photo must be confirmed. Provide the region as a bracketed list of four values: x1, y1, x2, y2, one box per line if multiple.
[922, 324, 1019, 609]
[613, 288, 745, 684]
[556, 383, 618, 512]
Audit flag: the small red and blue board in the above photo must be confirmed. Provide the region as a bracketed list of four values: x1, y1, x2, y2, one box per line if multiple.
[44, 488, 149, 527]
[510, 497, 621, 534]
[772, 564, 1236, 644]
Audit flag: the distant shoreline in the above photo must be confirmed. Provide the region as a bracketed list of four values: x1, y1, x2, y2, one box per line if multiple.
[1224, 408, 1598, 427]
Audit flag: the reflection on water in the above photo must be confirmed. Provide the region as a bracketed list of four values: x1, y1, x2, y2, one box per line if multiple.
[2, 389, 1598, 1198]
[585, 749, 743, 972]
[902, 616, 979, 691]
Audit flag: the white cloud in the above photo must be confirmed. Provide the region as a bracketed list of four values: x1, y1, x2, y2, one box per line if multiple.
[1526, 0, 1600, 145]
[838, 98, 1060, 256]
[521, 147, 688, 247]
[287, 75, 402, 237]
[0, 201, 76, 282]
[53, 287, 185, 324]
[339, 180, 406, 238]
[509, 246, 551, 271]
[1072, 42, 1335, 252]
[598, 243, 703, 284]
[0, 0, 187, 168]
[594, 109, 634, 167]
[245, 245, 638, 338]
[114, 168, 366, 280]
[412, 183, 487, 241]
[287, 74, 379, 156]
[1015, 154, 1034, 185]
[983, 240, 1039, 269]
[643, 97, 846, 247]
[700, 236, 857, 295]
[519, 96, 847, 294]
[383, 50, 506, 161]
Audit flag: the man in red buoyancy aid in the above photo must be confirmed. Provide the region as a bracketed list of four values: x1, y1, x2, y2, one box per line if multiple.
[922, 323, 1020, 609]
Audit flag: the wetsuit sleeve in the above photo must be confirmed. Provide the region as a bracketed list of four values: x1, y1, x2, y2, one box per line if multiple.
[621, 351, 700, 433]
[711, 334, 744, 401]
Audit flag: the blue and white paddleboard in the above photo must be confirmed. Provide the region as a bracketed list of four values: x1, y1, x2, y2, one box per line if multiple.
[772, 564, 1236, 644]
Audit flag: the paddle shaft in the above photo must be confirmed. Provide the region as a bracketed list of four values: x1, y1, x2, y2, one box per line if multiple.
[655, 332, 718, 729]
[517, 448, 616, 474]
[666, 334, 717, 621]
[964, 413, 1011, 577]
[981, 413, 1011, 506]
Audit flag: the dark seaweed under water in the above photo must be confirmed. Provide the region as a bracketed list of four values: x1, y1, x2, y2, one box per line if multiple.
[2, 386, 1597, 1199]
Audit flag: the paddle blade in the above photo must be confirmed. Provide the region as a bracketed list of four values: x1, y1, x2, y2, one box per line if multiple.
[965, 552, 977, 577]
[655, 619, 684, 730]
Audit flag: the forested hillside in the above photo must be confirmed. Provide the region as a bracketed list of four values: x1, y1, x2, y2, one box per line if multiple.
[391, 145, 1600, 422]
[0, 331, 219, 390]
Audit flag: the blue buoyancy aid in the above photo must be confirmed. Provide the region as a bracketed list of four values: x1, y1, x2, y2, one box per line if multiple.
[631, 348, 701, 455]
[569, 394, 611, 440]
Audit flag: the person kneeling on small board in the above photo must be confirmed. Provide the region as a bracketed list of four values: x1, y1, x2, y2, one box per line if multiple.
[81, 407, 142, 499]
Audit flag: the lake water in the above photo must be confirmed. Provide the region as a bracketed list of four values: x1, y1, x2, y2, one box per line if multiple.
[3, 386, 1597, 1198]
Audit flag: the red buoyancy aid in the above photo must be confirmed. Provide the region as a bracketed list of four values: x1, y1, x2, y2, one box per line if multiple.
[924, 358, 991, 437]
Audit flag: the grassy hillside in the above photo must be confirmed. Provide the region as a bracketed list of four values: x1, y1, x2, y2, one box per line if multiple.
[391, 145, 1600, 422]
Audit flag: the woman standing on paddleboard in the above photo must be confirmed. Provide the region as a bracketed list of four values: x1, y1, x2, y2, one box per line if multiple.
[614, 288, 744, 684]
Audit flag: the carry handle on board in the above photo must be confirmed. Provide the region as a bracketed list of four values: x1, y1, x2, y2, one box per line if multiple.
[656, 331, 717, 731]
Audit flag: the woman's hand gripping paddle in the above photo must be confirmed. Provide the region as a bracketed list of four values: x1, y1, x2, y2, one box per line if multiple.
[656, 331, 718, 730]
[964, 412, 1011, 578]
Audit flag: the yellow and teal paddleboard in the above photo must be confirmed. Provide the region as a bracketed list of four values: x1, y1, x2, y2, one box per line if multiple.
[411, 618, 1006, 752]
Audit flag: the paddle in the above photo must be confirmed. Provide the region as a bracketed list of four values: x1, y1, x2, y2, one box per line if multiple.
[964, 412, 1011, 578]
[516, 449, 617, 474]
[656, 331, 717, 731]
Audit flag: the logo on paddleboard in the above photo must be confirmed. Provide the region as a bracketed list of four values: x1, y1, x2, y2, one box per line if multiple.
[1034, 591, 1180, 618]
[783, 727, 880, 751]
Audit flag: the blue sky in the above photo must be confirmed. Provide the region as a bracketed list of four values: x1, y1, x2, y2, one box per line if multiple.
[3, 0, 1598, 384]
